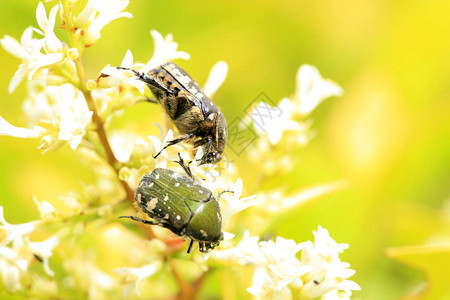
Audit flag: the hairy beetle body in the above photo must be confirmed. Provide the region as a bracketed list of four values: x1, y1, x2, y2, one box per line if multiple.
[121, 62, 227, 164]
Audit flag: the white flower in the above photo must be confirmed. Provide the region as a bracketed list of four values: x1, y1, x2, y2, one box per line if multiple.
[0, 27, 63, 93]
[259, 237, 312, 291]
[119, 166, 150, 191]
[312, 225, 349, 258]
[33, 196, 58, 220]
[56, 84, 93, 150]
[101, 49, 146, 92]
[294, 65, 343, 115]
[60, 194, 82, 215]
[213, 231, 265, 265]
[298, 226, 360, 298]
[184, 147, 220, 184]
[76, 0, 132, 45]
[0, 2, 66, 93]
[247, 267, 292, 300]
[26, 235, 59, 276]
[203, 61, 228, 98]
[143, 30, 190, 72]
[0, 238, 32, 292]
[219, 178, 256, 226]
[219, 228, 360, 299]
[34, 2, 63, 52]
[147, 129, 183, 168]
[260, 237, 303, 265]
[115, 261, 162, 297]
[0, 116, 43, 139]
[110, 131, 153, 163]
[251, 98, 309, 145]
[0, 206, 41, 247]
[63, 254, 115, 296]
[22, 83, 93, 150]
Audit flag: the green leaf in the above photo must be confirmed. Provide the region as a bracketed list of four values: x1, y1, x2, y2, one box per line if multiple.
[386, 245, 450, 299]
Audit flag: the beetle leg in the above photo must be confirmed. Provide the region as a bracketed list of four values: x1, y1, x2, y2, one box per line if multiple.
[187, 239, 194, 254]
[174, 153, 194, 179]
[193, 137, 213, 164]
[119, 215, 160, 225]
[135, 97, 158, 104]
[217, 190, 234, 199]
[193, 137, 211, 149]
[154, 133, 194, 159]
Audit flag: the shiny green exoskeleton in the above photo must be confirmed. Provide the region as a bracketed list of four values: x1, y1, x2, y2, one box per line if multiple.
[121, 168, 224, 253]
[118, 62, 227, 165]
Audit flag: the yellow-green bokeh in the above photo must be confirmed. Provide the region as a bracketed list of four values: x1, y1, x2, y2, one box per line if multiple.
[1, 1, 449, 299]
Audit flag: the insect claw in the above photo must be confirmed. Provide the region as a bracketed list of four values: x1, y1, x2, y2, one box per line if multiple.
[187, 239, 194, 253]
[218, 190, 234, 199]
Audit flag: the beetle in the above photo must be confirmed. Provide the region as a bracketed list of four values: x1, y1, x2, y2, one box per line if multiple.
[118, 62, 227, 165]
[120, 155, 232, 253]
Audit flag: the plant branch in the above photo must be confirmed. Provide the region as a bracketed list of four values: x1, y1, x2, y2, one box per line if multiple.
[171, 262, 209, 300]
[62, 3, 154, 238]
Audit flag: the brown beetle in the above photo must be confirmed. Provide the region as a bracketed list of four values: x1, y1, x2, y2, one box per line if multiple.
[119, 62, 227, 164]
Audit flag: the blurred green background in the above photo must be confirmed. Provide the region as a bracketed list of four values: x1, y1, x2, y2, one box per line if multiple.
[1, 1, 449, 299]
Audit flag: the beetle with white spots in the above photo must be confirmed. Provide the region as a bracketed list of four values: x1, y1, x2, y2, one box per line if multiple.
[120, 166, 231, 253]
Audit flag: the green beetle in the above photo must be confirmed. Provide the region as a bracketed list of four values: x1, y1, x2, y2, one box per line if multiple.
[120, 157, 231, 253]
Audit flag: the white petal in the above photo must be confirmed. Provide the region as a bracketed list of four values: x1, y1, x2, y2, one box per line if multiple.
[0, 116, 42, 139]
[0, 35, 31, 60]
[281, 180, 350, 209]
[144, 30, 190, 72]
[147, 134, 163, 154]
[121, 49, 134, 67]
[222, 231, 235, 241]
[27, 53, 64, 80]
[268, 126, 283, 145]
[35, 2, 47, 32]
[8, 72, 27, 93]
[203, 61, 228, 98]
[295, 65, 344, 115]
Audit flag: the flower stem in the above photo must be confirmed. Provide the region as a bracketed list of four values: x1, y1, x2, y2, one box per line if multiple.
[74, 57, 135, 202]
[171, 262, 209, 300]
[62, 2, 154, 238]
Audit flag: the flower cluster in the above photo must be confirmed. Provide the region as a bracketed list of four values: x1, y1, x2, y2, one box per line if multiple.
[0, 1, 360, 299]
[214, 227, 360, 300]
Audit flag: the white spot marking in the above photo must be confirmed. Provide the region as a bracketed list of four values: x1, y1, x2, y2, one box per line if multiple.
[146, 197, 158, 211]
[199, 190, 203, 194]
[176, 215, 181, 220]
[164, 214, 169, 219]
[175, 183, 180, 187]
[155, 174, 160, 179]
[149, 182, 154, 188]
[200, 229, 208, 237]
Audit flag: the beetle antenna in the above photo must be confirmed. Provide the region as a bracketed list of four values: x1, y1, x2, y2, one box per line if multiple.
[116, 67, 174, 95]
[116, 66, 140, 76]
[218, 190, 234, 199]
[187, 239, 194, 253]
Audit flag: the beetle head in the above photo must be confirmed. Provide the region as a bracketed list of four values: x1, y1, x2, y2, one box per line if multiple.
[199, 112, 227, 165]
[199, 151, 222, 165]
